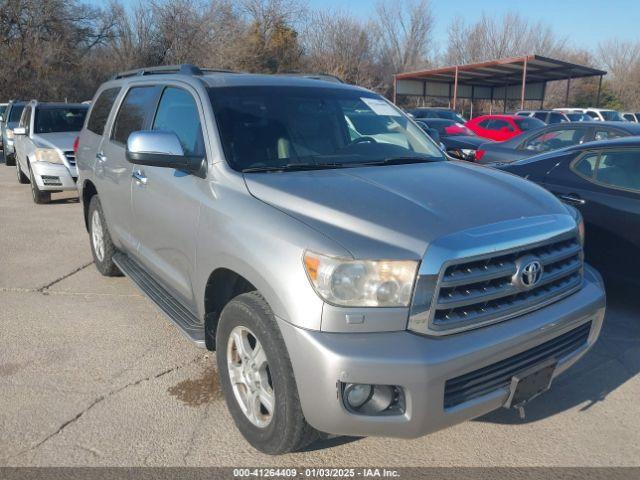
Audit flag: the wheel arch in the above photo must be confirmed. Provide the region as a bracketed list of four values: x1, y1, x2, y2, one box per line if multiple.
[81, 180, 98, 231]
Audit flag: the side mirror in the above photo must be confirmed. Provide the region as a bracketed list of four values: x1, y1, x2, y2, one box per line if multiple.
[126, 130, 205, 177]
[13, 126, 26, 135]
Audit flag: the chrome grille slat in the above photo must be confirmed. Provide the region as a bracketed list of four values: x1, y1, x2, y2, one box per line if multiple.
[64, 150, 76, 166]
[427, 235, 583, 331]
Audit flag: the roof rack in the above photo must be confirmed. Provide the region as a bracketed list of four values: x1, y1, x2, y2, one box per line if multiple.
[111, 64, 237, 80]
[275, 72, 344, 83]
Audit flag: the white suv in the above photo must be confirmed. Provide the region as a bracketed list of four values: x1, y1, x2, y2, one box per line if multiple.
[13, 101, 88, 203]
[553, 107, 626, 122]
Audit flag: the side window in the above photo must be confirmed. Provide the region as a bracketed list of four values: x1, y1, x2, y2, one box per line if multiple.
[594, 129, 624, 141]
[623, 114, 635, 122]
[533, 112, 547, 121]
[111, 86, 158, 145]
[548, 113, 566, 124]
[586, 111, 600, 119]
[594, 150, 640, 192]
[489, 119, 512, 131]
[572, 152, 599, 178]
[152, 87, 205, 157]
[20, 106, 32, 130]
[524, 128, 586, 152]
[87, 87, 121, 135]
[477, 119, 492, 128]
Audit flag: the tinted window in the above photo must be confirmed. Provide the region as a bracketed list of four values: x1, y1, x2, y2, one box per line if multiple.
[533, 112, 547, 121]
[595, 150, 640, 192]
[87, 88, 121, 135]
[152, 87, 204, 157]
[208, 86, 443, 171]
[112, 86, 158, 145]
[586, 111, 600, 119]
[8, 105, 24, 123]
[573, 153, 599, 178]
[548, 112, 567, 124]
[623, 114, 636, 122]
[477, 119, 492, 128]
[524, 128, 587, 152]
[488, 119, 512, 131]
[594, 129, 625, 141]
[0, 105, 6, 117]
[34, 107, 87, 134]
[600, 111, 625, 122]
[513, 117, 545, 130]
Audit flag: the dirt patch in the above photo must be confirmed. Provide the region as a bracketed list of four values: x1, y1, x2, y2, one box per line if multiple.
[167, 363, 222, 406]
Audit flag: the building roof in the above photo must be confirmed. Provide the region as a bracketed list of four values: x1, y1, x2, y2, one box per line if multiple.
[395, 55, 606, 87]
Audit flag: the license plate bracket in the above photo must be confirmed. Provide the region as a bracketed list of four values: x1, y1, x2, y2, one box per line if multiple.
[505, 359, 557, 409]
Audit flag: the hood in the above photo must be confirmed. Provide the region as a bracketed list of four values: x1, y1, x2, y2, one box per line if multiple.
[245, 161, 568, 259]
[32, 132, 78, 150]
[442, 135, 487, 149]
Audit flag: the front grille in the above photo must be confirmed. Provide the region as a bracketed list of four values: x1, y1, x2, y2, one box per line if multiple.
[64, 151, 76, 166]
[444, 321, 591, 408]
[431, 236, 583, 331]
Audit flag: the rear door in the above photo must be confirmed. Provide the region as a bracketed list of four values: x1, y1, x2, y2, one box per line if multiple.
[130, 84, 207, 308]
[96, 84, 161, 253]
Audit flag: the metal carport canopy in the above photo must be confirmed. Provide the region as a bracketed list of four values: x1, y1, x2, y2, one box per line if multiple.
[394, 55, 607, 110]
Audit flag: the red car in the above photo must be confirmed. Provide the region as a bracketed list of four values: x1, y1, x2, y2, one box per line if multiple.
[466, 114, 545, 141]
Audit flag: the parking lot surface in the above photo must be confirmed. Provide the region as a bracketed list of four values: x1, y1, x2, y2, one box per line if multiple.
[1, 159, 639, 467]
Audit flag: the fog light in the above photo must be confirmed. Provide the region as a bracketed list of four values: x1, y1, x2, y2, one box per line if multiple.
[342, 383, 405, 415]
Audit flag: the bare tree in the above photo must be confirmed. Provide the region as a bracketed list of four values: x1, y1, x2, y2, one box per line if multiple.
[598, 39, 640, 109]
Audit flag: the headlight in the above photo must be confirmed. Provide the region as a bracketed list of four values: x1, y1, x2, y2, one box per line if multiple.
[565, 204, 585, 245]
[34, 148, 63, 164]
[303, 251, 418, 307]
[6, 129, 14, 140]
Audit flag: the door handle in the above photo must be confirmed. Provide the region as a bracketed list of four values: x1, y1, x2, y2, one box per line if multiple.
[132, 170, 147, 185]
[96, 152, 107, 163]
[558, 194, 586, 205]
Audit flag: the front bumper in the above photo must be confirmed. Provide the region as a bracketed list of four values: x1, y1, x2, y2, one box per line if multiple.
[279, 264, 605, 438]
[31, 162, 78, 191]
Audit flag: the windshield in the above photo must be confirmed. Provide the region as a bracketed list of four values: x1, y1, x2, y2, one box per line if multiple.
[208, 86, 444, 172]
[514, 117, 545, 131]
[600, 110, 625, 121]
[8, 105, 25, 123]
[34, 107, 87, 134]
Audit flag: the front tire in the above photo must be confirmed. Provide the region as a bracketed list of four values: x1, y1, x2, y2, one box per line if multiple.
[216, 292, 319, 454]
[29, 166, 50, 204]
[5, 152, 15, 166]
[88, 195, 121, 276]
[16, 160, 28, 184]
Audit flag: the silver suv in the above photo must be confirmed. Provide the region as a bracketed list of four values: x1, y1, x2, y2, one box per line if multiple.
[13, 100, 88, 203]
[76, 65, 606, 454]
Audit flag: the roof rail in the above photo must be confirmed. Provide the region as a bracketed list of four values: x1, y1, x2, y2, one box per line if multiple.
[111, 64, 237, 80]
[275, 72, 344, 83]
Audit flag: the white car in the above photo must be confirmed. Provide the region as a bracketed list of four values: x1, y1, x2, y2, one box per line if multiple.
[622, 112, 640, 123]
[13, 100, 88, 203]
[553, 107, 626, 122]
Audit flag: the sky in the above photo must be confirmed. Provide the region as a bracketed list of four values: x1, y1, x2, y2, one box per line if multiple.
[92, 0, 639, 53]
[309, 0, 639, 53]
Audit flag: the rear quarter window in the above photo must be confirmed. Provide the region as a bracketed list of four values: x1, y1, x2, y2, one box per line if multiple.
[87, 87, 121, 135]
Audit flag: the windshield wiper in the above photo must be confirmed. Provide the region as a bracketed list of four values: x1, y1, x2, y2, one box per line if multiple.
[241, 162, 345, 173]
[348, 156, 442, 167]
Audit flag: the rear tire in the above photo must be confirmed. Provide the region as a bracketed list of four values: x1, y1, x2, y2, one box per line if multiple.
[16, 160, 28, 184]
[88, 195, 121, 276]
[5, 152, 15, 166]
[29, 166, 50, 204]
[216, 291, 319, 454]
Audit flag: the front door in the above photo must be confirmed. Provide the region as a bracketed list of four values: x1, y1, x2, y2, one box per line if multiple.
[131, 85, 207, 309]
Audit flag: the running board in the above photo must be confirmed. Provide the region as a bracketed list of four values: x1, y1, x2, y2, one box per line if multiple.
[113, 252, 205, 348]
